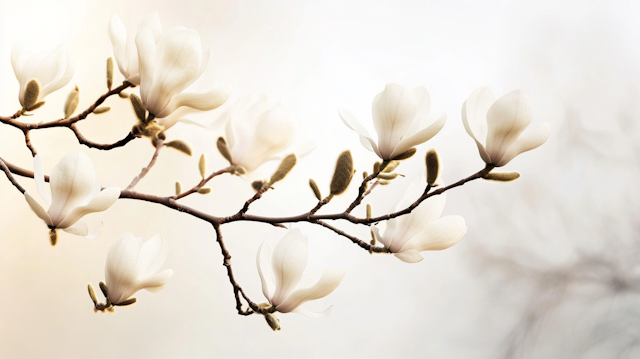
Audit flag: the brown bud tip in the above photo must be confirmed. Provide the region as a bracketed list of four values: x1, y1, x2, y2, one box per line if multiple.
[425, 149, 440, 185]
[252, 180, 264, 192]
[106, 57, 114, 90]
[87, 284, 98, 305]
[197, 187, 211, 194]
[264, 313, 281, 331]
[99, 282, 109, 298]
[93, 106, 111, 114]
[23, 79, 40, 110]
[129, 93, 147, 122]
[175, 181, 182, 196]
[199, 154, 206, 179]
[392, 147, 416, 161]
[216, 137, 233, 164]
[309, 179, 322, 201]
[330, 150, 354, 196]
[165, 139, 193, 156]
[366, 203, 372, 219]
[483, 171, 521, 182]
[269, 154, 297, 185]
[49, 228, 58, 246]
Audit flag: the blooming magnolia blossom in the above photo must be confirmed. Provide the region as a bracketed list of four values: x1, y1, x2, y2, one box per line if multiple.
[24, 151, 120, 238]
[371, 175, 467, 263]
[108, 12, 163, 85]
[462, 87, 551, 167]
[11, 43, 75, 106]
[105, 233, 173, 305]
[340, 83, 447, 160]
[135, 25, 230, 129]
[256, 228, 346, 317]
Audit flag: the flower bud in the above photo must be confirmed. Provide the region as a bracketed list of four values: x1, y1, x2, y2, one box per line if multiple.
[309, 179, 322, 200]
[197, 188, 211, 194]
[113, 297, 137, 306]
[216, 137, 233, 164]
[264, 313, 281, 331]
[199, 154, 206, 179]
[118, 91, 129, 99]
[425, 149, 440, 186]
[175, 181, 182, 196]
[330, 150, 354, 196]
[377, 172, 398, 180]
[379, 180, 392, 186]
[382, 160, 400, 173]
[23, 80, 40, 111]
[64, 86, 79, 118]
[483, 171, 520, 182]
[252, 181, 264, 192]
[373, 162, 381, 174]
[49, 228, 58, 246]
[362, 171, 369, 179]
[269, 154, 297, 185]
[99, 282, 109, 298]
[93, 106, 110, 114]
[391, 147, 416, 161]
[88, 284, 98, 305]
[130, 93, 146, 122]
[165, 140, 192, 156]
[106, 57, 114, 90]
[366, 203, 372, 219]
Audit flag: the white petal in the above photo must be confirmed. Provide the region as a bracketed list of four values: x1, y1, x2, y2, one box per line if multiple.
[137, 234, 169, 277]
[57, 187, 120, 229]
[372, 83, 418, 159]
[105, 234, 142, 304]
[34, 154, 50, 206]
[256, 242, 274, 301]
[410, 86, 431, 131]
[108, 14, 128, 78]
[485, 89, 534, 164]
[276, 267, 346, 313]
[47, 151, 96, 226]
[371, 225, 389, 248]
[24, 191, 53, 226]
[495, 121, 551, 167]
[140, 12, 163, 42]
[118, 269, 173, 304]
[145, 28, 203, 115]
[385, 194, 446, 252]
[400, 215, 467, 253]
[61, 220, 88, 236]
[461, 88, 493, 163]
[292, 305, 333, 318]
[270, 228, 308, 307]
[388, 112, 446, 159]
[39, 45, 75, 100]
[394, 250, 424, 263]
[338, 108, 380, 156]
[155, 85, 230, 119]
[11, 43, 25, 90]
[136, 26, 157, 105]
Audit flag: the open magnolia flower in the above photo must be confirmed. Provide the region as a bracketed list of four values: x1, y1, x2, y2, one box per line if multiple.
[221, 94, 297, 173]
[108, 12, 163, 85]
[104, 233, 173, 305]
[340, 83, 446, 160]
[24, 151, 120, 242]
[462, 87, 551, 167]
[256, 228, 346, 317]
[11, 42, 75, 108]
[135, 25, 230, 129]
[371, 175, 467, 263]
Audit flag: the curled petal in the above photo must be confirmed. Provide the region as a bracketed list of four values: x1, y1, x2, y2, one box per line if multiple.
[276, 267, 346, 313]
[137, 234, 169, 278]
[394, 250, 424, 263]
[57, 187, 120, 229]
[495, 121, 551, 166]
[61, 220, 88, 237]
[271, 228, 308, 306]
[118, 269, 173, 304]
[155, 85, 230, 119]
[388, 112, 446, 159]
[400, 215, 467, 253]
[47, 151, 96, 225]
[106, 234, 142, 304]
[292, 305, 334, 318]
[485, 89, 533, 163]
[257, 242, 274, 301]
[24, 191, 53, 226]
[339, 108, 380, 156]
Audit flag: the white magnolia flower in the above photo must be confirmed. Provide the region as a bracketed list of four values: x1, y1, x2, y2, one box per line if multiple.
[135, 25, 230, 129]
[24, 151, 120, 238]
[371, 175, 467, 263]
[108, 12, 163, 85]
[462, 87, 551, 167]
[256, 228, 346, 317]
[340, 83, 447, 160]
[11, 42, 75, 106]
[222, 94, 297, 173]
[105, 233, 173, 305]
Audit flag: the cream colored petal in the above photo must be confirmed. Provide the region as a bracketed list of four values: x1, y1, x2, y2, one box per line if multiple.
[256, 242, 275, 301]
[136, 26, 157, 105]
[39, 45, 75, 100]
[292, 306, 333, 318]
[276, 267, 346, 313]
[137, 234, 169, 278]
[24, 191, 53, 226]
[61, 220, 88, 237]
[155, 85, 230, 119]
[338, 108, 380, 156]
[140, 12, 163, 42]
[485, 89, 534, 164]
[461, 89, 493, 164]
[371, 225, 389, 248]
[372, 83, 418, 159]
[394, 250, 424, 263]
[11, 43, 26, 92]
[270, 228, 308, 307]
[105, 234, 142, 304]
[57, 187, 120, 229]
[388, 112, 446, 159]
[400, 215, 467, 253]
[47, 151, 96, 226]
[145, 28, 203, 116]
[386, 194, 446, 252]
[108, 14, 128, 78]
[495, 121, 551, 167]
[117, 269, 173, 304]
[34, 154, 51, 206]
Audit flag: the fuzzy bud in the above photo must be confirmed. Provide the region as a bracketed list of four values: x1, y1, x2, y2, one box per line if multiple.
[64, 86, 79, 118]
[483, 172, 520, 182]
[106, 57, 114, 90]
[118, 91, 129, 99]
[87, 284, 98, 305]
[175, 181, 182, 196]
[377, 172, 398, 180]
[23, 79, 40, 111]
[392, 147, 416, 161]
[199, 154, 206, 179]
[197, 188, 211, 194]
[99, 282, 109, 298]
[330, 150, 354, 196]
[309, 179, 322, 200]
[114, 298, 137, 307]
[130, 94, 146, 122]
[93, 106, 110, 114]
[382, 161, 400, 173]
[366, 203, 372, 219]
[373, 162, 381, 174]
[165, 140, 193, 156]
[252, 181, 264, 192]
[379, 180, 392, 186]
[216, 137, 233, 164]
[425, 149, 440, 186]
[269, 154, 297, 185]
[264, 313, 281, 331]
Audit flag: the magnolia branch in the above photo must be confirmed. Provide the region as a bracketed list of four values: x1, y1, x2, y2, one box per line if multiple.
[175, 167, 233, 200]
[125, 139, 164, 191]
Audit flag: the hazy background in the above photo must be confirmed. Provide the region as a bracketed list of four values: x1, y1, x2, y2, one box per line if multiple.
[0, 0, 638, 358]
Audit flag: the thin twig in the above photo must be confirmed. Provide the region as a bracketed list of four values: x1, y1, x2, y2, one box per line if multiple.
[23, 130, 37, 156]
[69, 124, 138, 150]
[345, 170, 381, 213]
[0, 158, 25, 193]
[174, 167, 233, 200]
[315, 220, 388, 253]
[125, 139, 164, 191]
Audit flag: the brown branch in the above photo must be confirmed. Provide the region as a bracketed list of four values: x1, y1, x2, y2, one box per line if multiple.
[174, 167, 233, 200]
[23, 130, 37, 156]
[213, 224, 259, 316]
[125, 139, 164, 191]
[0, 157, 25, 193]
[69, 124, 138, 150]
[239, 186, 271, 214]
[345, 170, 380, 213]
[314, 220, 388, 253]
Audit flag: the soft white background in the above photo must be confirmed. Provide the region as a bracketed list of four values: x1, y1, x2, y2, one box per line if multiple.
[0, 0, 638, 358]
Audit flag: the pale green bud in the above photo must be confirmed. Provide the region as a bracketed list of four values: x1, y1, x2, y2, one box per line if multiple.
[106, 57, 114, 90]
[199, 154, 206, 179]
[93, 106, 110, 114]
[309, 179, 322, 200]
[64, 86, 79, 118]
[165, 140, 193, 156]
[129, 93, 146, 122]
[197, 188, 211, 194]
[366, 203, 372, 219]
[382, 160, 400, 173]
[175, 181, 182, 196]
[216, 137, 233, 164]
[87, 284, 98, 305]
[483, 172, 520, 182]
